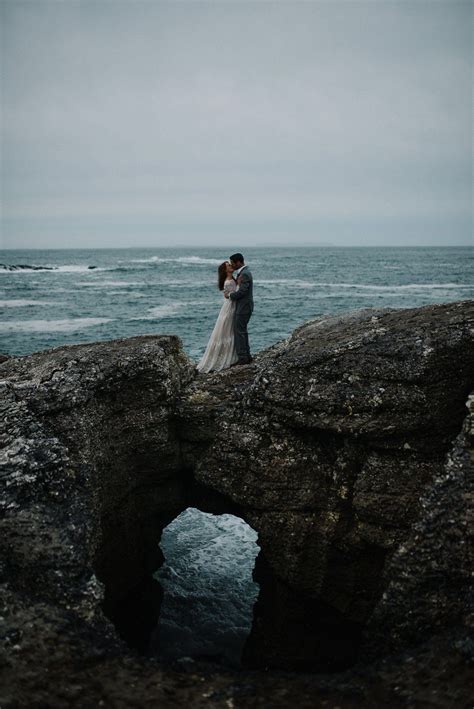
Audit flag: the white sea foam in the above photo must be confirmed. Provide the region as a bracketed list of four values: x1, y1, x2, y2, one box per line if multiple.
[159, 282, 189, 288]
[131, 300, 210, 320]
[0, 317, 113, 333]
[76, 280, 141, 287]
[54, 265, 107, 273]
[259, 280, 473, 291]
[107, 290, 146, 297]
[259, 279, 315, 288]
[130, 303, 189, 320]
[130, 255, 221, 266]
[148, 303, 186, 318]
[336, 282, 474, 290]
[0, 299, 58, 307]
[162, 279, 213, 288]
[176, 256, 222, 265]
[0, 264, 107, 273]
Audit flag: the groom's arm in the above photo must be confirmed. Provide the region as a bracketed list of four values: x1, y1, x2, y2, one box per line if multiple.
[229, 272, 251, 301]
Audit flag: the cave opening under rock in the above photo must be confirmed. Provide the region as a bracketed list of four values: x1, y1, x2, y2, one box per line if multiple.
[151, 507, 261, 667]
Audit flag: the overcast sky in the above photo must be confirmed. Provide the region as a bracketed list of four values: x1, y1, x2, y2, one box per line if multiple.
[1, 0, 472, 249]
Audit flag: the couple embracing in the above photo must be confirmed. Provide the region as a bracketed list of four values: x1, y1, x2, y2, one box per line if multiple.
[197, 252, 253, 373]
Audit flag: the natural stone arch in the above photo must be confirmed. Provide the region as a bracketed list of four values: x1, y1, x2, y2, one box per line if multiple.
[96, 462, 266, 661]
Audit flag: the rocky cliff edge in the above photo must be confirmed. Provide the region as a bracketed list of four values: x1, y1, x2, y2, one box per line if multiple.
[1, 301, 473, 707]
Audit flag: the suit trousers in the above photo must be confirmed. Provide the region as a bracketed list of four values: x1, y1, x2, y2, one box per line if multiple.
[234, 309, 252, 361]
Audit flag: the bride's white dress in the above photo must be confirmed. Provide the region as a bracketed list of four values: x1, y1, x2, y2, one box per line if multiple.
[197, 278, 239, 372]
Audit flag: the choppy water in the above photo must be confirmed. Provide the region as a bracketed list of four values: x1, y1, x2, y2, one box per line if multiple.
[152, 508, 259, 666]
[2, 246, 472, 663]
[1, 246, 472, 357]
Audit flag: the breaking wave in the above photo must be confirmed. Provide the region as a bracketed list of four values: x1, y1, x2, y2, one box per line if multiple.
[0, 264, 107, 273]
[0, 317, 113, 333]
[259, 279, 473, 291]
[129, 255, 222, 266]
[130, 303, 192, 320]
[0, 299, 58, 307]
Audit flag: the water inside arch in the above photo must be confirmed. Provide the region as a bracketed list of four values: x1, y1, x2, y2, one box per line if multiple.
[151, 507, 260, 667]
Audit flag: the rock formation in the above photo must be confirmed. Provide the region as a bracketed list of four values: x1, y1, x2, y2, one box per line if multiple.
[1, 301, 473, 706]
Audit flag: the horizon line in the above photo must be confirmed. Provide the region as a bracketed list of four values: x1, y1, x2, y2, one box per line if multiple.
[0, 244, 472, 250]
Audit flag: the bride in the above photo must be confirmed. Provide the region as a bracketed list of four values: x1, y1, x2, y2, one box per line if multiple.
[197, 261, 239, 373]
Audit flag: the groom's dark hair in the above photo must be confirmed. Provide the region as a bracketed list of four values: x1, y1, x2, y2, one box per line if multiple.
[230, 253, 244, 264]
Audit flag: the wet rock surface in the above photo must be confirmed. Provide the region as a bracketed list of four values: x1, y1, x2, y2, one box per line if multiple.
[1, 302, 473, 707]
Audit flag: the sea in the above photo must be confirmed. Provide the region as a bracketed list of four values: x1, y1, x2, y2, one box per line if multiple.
[1, 246, 473, 358]
[1, 246, 473, 664]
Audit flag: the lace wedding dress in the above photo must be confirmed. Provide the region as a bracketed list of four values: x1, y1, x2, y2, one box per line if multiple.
[197, 278, 239, 372]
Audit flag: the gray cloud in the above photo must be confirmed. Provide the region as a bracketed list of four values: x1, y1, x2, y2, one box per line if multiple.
[1, 0, 472, 247]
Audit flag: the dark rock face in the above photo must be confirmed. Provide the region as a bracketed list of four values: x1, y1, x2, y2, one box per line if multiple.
[1, 302, 473, 706]
[1, 335, 195, 640]
[180, 303, 474, 670]
[364, 391, 474, 657]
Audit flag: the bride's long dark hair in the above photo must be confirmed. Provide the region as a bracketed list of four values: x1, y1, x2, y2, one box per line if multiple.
[218, 261, 229, 291]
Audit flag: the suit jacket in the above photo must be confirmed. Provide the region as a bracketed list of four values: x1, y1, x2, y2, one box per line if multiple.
[229, 266, 254, 314]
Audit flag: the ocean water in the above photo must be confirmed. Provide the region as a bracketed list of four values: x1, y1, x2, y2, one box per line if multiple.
[1, 246, 473, 358]
[2, 246, 472, 663]
[152, 508, 260, 666]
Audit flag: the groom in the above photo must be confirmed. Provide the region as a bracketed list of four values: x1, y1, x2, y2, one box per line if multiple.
[224, 252, 253, 365]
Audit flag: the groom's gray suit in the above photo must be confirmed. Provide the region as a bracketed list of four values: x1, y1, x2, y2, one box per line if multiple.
[229, 265, 253, 362]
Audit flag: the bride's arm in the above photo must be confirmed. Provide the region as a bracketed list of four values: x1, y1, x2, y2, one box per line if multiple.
[223, 279, 236, 298]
